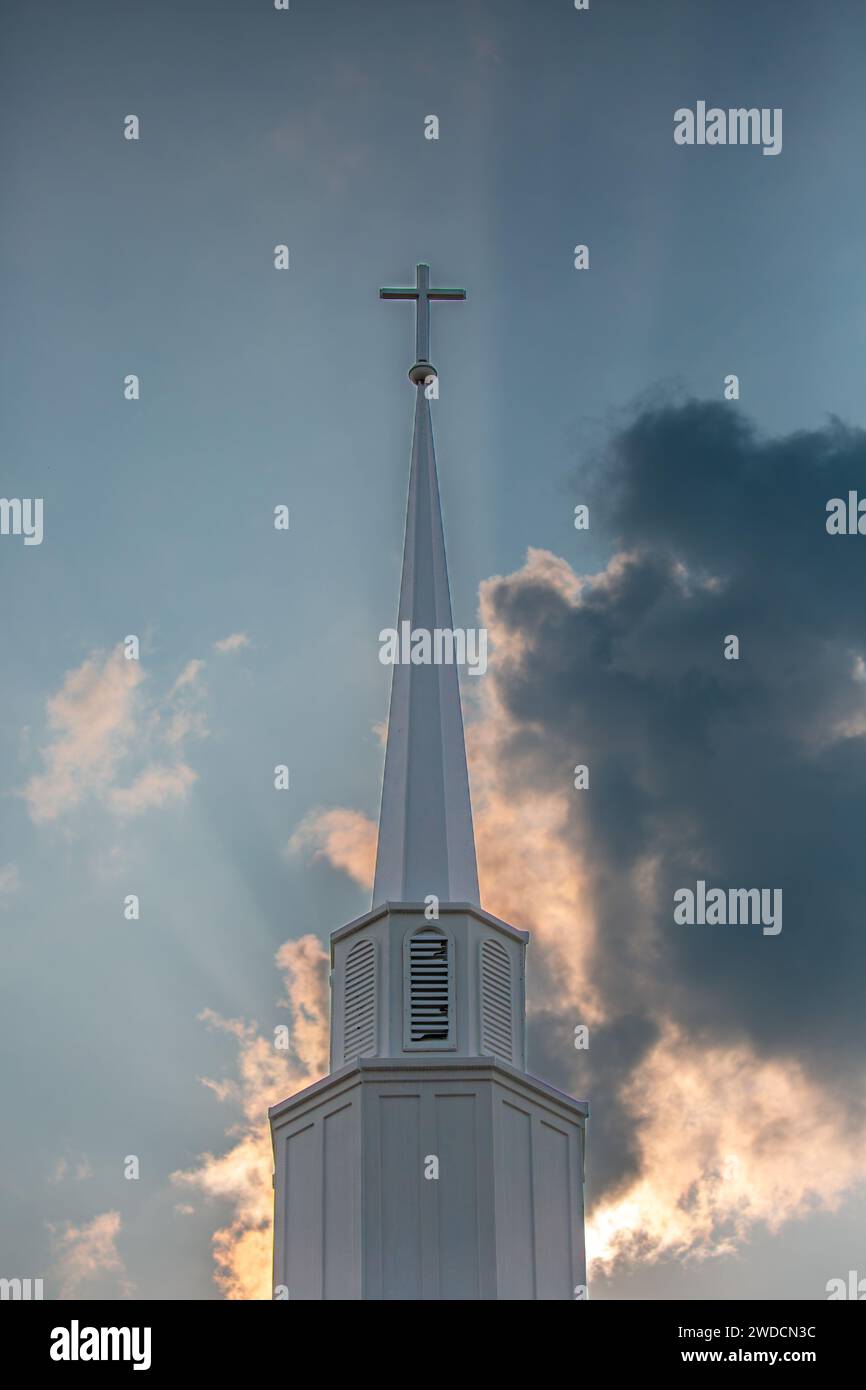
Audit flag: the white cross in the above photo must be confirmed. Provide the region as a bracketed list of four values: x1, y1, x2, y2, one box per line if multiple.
[379, 263, 466, 368]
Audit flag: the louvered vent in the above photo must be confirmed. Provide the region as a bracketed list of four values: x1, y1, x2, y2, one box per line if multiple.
[343, 939, 376, 1063]
[408, 930, 451, 1043]
[480, 939, 513, 1061]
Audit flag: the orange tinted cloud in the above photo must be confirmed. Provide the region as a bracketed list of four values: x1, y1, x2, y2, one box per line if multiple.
[286, 807, 377, 890]
[172, 936, 330, 1300]
[23, 646, 207, 823]
[23, 649, 143, 822]
[586, 1024, 866, 1271]
[49, 1210, 133, 1298]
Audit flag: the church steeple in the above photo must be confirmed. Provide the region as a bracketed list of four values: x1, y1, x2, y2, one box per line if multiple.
[268, 267, 588, 1301]
[373, 263, 479, 906]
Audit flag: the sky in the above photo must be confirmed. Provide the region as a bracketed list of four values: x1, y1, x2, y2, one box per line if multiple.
[1, 0, 865, 1300]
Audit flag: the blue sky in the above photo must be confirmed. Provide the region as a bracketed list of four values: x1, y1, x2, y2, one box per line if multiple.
[2, 0, 866, 1299]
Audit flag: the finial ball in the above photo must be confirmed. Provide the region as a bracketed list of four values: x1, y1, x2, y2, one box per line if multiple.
[409, 361, 437, 385]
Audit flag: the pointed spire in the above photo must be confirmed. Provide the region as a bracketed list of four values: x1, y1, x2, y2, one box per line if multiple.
[373, 383, 480, 907]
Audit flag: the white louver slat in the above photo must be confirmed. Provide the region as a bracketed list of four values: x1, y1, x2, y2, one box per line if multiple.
[480, 939, 513, 1061]
[343, 939, 376, 1062]
[408, 931, 451, 1042]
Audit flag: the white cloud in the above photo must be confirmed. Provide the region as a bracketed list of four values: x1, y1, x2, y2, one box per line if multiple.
[22, 647, 207, 824]
[286, 808, 377, 888]
[50, 1155, 93, 1184]
[49, 1210, 133, 1298]
[169, 659, 205, 695]
[22, 649, 143, 823]
[213, 632, 250, 655]
[109, 763, 197, 818]
[163, 709, 209, 746]
[0, 863, 20, 900]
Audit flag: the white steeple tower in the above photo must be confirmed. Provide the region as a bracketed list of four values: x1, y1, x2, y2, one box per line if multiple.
[269, 266, 588, 1300]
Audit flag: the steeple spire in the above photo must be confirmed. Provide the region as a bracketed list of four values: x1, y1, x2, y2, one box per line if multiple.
[373, 264, 480, 907]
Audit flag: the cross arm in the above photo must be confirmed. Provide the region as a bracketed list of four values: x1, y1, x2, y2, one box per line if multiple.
[379, 288, 466, 300]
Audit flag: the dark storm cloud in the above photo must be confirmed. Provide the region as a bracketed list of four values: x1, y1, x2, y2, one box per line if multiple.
[488, 401, 866, 1193]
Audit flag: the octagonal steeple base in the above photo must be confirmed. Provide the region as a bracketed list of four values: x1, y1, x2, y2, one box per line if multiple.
[269, 1056, 587, 1301]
